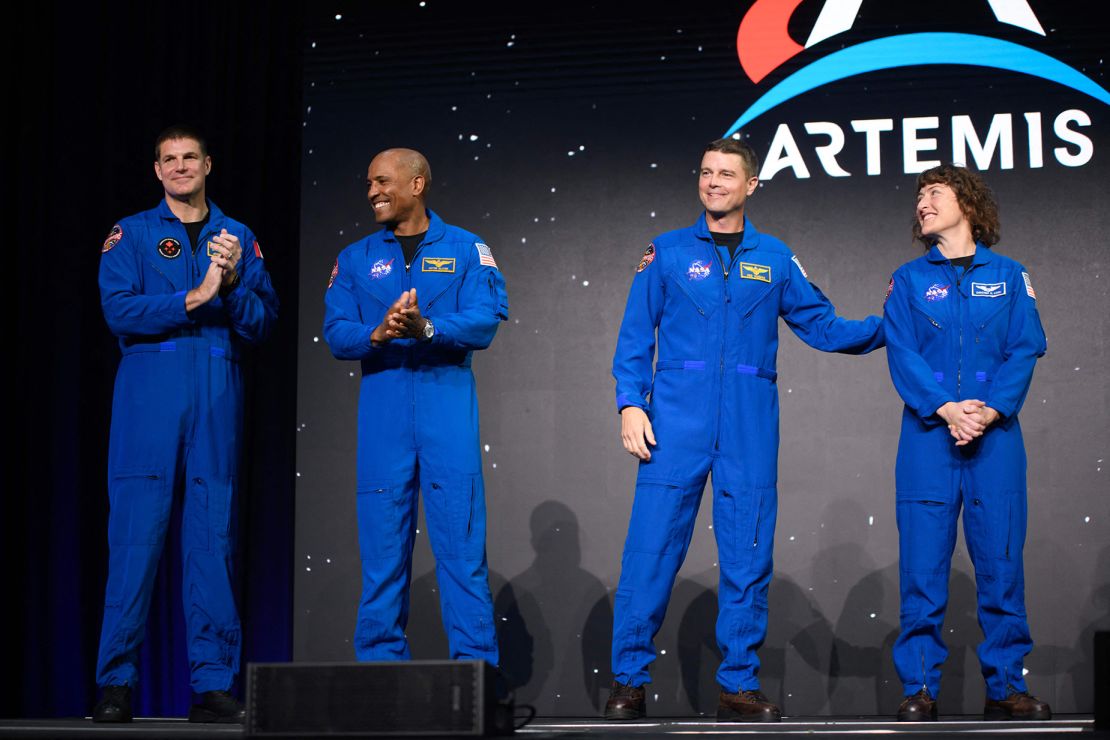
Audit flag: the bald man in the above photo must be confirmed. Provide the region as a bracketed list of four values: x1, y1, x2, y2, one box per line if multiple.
[323, 148, 508, 664]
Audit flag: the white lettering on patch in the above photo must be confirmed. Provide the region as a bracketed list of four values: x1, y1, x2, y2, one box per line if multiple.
[971, 281, 1006, 298]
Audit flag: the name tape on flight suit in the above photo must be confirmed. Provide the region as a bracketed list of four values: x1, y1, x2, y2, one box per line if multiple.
[422, 257, 456, 273]
[740, 262, 772, 282]
[971, 282, 1007, 298]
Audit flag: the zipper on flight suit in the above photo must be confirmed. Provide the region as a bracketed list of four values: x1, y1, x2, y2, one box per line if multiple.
[711, 244, 733, 452]
[951, 260, 980, 397]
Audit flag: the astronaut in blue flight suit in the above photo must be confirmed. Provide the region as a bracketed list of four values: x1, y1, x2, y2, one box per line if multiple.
[605, 139, 883, 722]
[94, 125, 278, 724]
[885, 165, 1051, 723]
[323, 148, 507, 666]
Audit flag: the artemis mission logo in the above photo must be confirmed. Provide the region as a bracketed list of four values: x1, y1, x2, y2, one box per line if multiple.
[727, 0, 1110, 179]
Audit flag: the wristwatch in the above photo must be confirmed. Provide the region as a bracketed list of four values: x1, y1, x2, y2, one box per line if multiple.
[422, 319, 435, 341]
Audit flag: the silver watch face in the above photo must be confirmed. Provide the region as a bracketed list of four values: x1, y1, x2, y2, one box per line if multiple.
[423, 320, 435, 338]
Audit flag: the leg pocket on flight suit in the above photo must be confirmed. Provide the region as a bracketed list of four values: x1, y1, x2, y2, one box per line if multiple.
[356, 484, 408, 561]
[714, 489, 763, 568]
[965, 493, 1024, 579]
[193, 476, 235, 554]
[895, 497, 954, 575]
[425, 476, 484, 560]
[108, 468, 170, 546]
[624, 483, 686, 555]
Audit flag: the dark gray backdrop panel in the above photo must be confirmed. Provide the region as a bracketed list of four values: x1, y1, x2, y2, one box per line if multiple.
[294, 1, 1109, 717]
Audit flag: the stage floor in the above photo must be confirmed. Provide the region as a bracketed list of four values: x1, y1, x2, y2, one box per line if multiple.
[0, 716, 1100, 738]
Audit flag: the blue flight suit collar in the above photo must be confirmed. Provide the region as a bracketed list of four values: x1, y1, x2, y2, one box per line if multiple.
[156, 197, 227, 230]
[380, 208, 446, 247]
[924, 241, 994, 266]
[364, 209, 449, 308]
[925, 242, 994, 296]
[694, 212, 761, 249]
[148, 199, 226, 292]
[695, 213, 761, 272]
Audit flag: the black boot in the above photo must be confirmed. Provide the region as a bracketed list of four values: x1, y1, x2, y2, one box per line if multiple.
[92, 685, 132, 723]
[188, 690, 246, 723]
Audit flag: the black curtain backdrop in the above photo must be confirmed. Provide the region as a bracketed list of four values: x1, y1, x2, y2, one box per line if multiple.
[9, 1, 302, 718]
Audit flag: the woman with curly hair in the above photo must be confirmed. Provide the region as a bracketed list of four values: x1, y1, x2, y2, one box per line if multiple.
[883, 164, 1051, 722]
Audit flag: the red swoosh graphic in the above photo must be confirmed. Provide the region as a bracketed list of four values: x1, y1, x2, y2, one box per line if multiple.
[737, 0, 806, 83]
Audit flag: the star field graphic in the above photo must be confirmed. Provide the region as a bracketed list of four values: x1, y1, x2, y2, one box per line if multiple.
[294, 1, 1109, 716]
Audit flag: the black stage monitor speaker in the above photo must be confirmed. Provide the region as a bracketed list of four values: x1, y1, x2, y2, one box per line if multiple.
[246, 660, 512, 737]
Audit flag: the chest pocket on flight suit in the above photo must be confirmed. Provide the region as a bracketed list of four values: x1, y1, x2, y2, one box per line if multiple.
[732, 275, 778, 326]
[141, 243, 183, 294]
[664, 267, 719, 319]
[970, 283, 1012, 386]
[421, 268, 465, 315]
[909, 296, 947, 352]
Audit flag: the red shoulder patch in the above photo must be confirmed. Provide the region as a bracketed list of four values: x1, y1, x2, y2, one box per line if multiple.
[102, 224, 123, 253]
[253, 240, 264, 259]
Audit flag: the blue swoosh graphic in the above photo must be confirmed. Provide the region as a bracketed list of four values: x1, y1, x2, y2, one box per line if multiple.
[724, 32, 1110, 136]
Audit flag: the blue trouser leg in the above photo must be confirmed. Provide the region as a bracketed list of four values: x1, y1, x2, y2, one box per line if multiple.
[611, 479, 705, 687]
[97, 346, 243, 692]
[421, 468, 499, 664]
[713, 485, 777, 693]
[893, 496, 958, 697]
[181, 348, 244, 692]
[963, 487, 1032, 700]
[353, 471, 419, 661]
[894, 421, 1034, 701]
[96, 352, 185, 689]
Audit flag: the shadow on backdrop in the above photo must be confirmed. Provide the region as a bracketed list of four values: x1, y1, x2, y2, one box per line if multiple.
[494, 501, 611, 714]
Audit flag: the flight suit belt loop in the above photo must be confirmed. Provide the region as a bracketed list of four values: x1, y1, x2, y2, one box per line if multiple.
[656, 359, 776, 381]
[120, 337, 240, 362]
[932, 370, 990, 382]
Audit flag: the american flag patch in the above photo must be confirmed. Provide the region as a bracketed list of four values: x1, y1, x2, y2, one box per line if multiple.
[791, 255, 808, 279]
[476, 242, 498, 268]
[1022, 271, 1036, 299]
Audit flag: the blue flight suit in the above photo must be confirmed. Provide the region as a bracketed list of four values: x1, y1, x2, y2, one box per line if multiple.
[323, 209, 508, 664]
[611, 214, 883, 693]
[884, 244, 1046, 701]
[96, 199, 278, 691]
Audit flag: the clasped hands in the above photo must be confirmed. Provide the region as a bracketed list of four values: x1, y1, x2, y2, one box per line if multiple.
[186, 229, 243, 311]
[371, 288, 429, 345]
[936, 400, 1000, 446]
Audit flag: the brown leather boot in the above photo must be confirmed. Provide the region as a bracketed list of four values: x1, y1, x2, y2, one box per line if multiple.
[604, 681, 646, 721]
[897, 688, 937, 721]
[984, 690, 1052, 720]
[716, 689, 781, 722]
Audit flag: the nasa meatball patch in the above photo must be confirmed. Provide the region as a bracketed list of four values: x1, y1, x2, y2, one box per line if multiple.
[924, 283, 949, 302]
[102, 224, 123, 253]
[687, 259, 711, 281]
[370, 258, 394, 279]
[158, 237, 182, 259]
